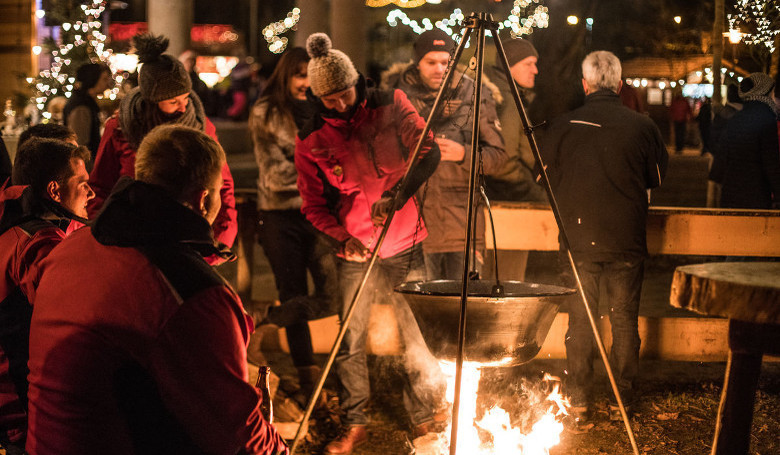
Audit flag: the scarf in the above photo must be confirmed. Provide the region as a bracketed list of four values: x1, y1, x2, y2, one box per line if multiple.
[119, 86, 206, 149]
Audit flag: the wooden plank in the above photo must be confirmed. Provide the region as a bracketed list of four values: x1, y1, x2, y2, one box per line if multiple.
[486, 203, 780, 257]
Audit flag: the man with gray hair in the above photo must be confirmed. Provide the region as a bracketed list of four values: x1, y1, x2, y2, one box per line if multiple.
[538, 50, 668, 426]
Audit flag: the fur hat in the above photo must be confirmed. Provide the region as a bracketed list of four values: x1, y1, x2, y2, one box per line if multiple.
[305, 33, 359, 97]
[413, 29, 455, 64]
[503, 38, 539, 67]
[134, 33, 192, 103]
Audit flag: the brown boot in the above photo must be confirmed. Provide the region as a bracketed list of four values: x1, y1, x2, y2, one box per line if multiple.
[323, 425, 367, 454]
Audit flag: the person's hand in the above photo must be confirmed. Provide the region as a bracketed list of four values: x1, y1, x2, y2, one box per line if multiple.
[371, 196, 394, 227]
[343, 236, 368, 262]
[435, 137, 466, 162]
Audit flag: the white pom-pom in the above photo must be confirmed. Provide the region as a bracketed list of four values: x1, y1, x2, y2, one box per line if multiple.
[306, 33, 331, 59]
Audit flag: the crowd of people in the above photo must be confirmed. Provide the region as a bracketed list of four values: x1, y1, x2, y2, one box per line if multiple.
[0, 25, 777, 455]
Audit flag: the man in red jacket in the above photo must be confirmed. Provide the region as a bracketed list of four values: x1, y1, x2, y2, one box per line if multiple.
[295, 33, 443, 454]
[26, 125, 287, 455]
[0, 136, 93, 450]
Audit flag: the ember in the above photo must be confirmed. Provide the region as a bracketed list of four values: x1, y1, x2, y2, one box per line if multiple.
[415, 361, 568, 454]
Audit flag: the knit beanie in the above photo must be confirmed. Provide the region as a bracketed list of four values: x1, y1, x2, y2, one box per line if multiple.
[306, 33, 359, 97]
[503, 38, 539, 66]
[134, 33, 192, 103]
[739, 72, 777, 112]
[75, 63, 109, 90]
[413, 29, 455, 64]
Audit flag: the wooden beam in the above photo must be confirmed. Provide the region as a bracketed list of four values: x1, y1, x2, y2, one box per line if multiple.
[486, 203, 780, 257]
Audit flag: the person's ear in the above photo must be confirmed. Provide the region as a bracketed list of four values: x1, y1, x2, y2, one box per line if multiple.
[181, 188, 208, 217]
[581, 78, 588, 95]
[617, 80, 623, 94]
[196, 189, 209, 217]
[47, 180, 61, 202]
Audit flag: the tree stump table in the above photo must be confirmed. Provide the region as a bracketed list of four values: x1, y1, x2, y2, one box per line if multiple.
[670, 262, 780, 455]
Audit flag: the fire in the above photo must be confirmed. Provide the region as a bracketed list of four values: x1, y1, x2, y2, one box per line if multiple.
[418, 361, 567, 455]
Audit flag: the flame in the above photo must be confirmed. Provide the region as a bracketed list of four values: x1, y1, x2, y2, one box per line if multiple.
[423, 361, 567, 455]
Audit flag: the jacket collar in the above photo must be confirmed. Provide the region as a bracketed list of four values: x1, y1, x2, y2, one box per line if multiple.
[585, 89, 621, 104]
[0, 182, 87, 235]
[92, 177, 228, 260]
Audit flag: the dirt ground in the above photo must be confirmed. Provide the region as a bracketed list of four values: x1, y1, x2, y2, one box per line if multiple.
[274, 355, 780, 455]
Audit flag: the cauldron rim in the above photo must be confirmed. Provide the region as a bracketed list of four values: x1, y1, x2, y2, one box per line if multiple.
[395, 279, 575, 299]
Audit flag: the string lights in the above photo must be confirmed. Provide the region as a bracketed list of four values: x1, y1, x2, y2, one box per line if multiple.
[728, 0, 780, 52]
[386, 0, 549, 40]
[29, 1, 118, 120]
[262, 8, 301, 54]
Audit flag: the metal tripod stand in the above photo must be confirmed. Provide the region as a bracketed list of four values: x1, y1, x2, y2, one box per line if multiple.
[290, 12, 640, 455]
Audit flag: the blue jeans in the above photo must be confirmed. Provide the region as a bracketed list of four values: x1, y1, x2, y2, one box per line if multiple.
[335, 244, 444, 426]
[424, 251, 483, 280]
[564, 258, 644, 406]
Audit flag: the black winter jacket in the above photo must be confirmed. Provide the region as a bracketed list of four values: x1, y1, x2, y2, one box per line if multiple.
[538, 90, 668, 261]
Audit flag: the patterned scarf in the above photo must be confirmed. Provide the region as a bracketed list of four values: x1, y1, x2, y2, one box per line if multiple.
[119, 86, 206, 149]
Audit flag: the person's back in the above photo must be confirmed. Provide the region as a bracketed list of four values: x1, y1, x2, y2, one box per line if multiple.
[543, 90, 666, 258]
[718, 73, 780, 209]
[27, 125, 286, 455]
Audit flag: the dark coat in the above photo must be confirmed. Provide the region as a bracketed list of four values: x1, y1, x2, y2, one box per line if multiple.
[716, 100, 780, 209]
[64, 89, 102, 159]
[538, 90, 668, 261]
[26, 179, 286, 454]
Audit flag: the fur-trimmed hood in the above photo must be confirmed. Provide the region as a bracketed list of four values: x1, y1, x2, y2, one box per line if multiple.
[380, 61, 503, 106]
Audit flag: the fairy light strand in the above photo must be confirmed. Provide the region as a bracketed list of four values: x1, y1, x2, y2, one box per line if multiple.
[387, 0, 549, 40]
[262, 7, 301, 54]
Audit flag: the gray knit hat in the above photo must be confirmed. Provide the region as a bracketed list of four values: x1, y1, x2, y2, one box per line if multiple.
[134, 33, 192, 103]
[503, 38, 539, 66]
[306, 33, 359, 97]
[739, 72, 777, 113]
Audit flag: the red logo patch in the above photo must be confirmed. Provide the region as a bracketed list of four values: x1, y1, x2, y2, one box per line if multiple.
[433, 39, 446, 46]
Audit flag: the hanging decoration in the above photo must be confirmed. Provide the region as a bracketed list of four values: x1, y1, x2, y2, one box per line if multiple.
[728, 0, 780, 52]
[386, 0, 548, 40]
[366, 0, 430, 8]
[27, 0, 118, 122]
[262, 7, 301, 54]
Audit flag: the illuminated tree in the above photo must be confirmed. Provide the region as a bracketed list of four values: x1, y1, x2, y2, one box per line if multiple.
[28, 0, 117, 121]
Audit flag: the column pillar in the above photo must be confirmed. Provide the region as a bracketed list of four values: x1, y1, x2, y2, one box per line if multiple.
[294, 0, 329, 48]
[147, 0, 193, 57]
[329, 0, 367, 73]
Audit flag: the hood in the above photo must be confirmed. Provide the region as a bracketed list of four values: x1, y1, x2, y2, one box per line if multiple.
[380, 61, 503, 105]
[92, 178, 229, 260]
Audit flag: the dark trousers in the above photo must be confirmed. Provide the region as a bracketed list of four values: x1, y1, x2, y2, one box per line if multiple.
[565, 258, 644, 406]
[673, 121, 687, 152]
[257, 209, 338, 367]
[336, 244, 443, 426]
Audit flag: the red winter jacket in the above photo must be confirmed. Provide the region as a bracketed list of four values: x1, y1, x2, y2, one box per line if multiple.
[27, 179, 287, 455]
[0, 185, 73, 444]
[87, 116, 238, 250]
[295, 80, 438, 258]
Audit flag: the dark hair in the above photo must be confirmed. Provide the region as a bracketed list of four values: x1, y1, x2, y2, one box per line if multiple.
[12, 138, 90, 197]
[18, 124, 77, 148]
[76, 62, 111, 90]
[255, 47, 309, 126]
[135, 124, 225, 201]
